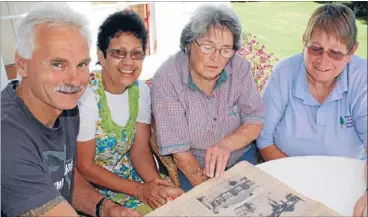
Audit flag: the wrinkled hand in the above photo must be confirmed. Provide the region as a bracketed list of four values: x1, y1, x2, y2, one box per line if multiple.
[353, 192, 367, 217]
[204, 143, 231, 179]
[136, 178, 183, 209]
[103, 200, 140, 217]
[161, 185, 184, 201]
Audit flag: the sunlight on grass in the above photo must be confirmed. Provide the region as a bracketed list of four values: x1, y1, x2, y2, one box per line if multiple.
[232, 2, 367, 60]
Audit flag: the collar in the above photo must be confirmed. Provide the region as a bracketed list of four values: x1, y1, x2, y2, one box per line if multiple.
[188, 69, 228, 91]
[331, 66, 348, 100]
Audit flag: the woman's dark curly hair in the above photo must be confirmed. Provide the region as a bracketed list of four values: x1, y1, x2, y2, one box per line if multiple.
[97, 10, 148, 58]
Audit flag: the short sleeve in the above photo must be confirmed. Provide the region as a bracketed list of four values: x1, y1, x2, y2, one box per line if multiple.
[1, 124, 61, 216]
[77, 86, 98, 142]
[137, 81, 152, 124]
[237, 59, 265, 125]
[151, 75, 190, 155]
[256, 64, 286, 149]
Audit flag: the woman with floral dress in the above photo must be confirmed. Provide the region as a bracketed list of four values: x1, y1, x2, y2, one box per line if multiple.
[76, 10, 183, 215]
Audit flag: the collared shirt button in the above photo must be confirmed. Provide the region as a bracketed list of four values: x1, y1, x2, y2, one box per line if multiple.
[213, 117, 217, 121]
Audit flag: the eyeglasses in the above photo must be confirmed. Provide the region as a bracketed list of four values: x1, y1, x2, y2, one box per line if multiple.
[107, 48, 145, 60]
[195, 39, 235, 58]
[305, 43, 353, 61]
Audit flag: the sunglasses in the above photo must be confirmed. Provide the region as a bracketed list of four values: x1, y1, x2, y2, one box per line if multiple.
[107, 48, 145, 60]
[305, 43, 353, 61]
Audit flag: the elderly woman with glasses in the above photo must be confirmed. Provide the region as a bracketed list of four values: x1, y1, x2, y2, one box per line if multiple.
[257, 3, 367, 161]
[150, 4, 264, 192]
[75, 10, 183, 215]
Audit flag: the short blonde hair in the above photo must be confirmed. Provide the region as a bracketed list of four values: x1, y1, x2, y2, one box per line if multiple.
[303, 3, 357, 50]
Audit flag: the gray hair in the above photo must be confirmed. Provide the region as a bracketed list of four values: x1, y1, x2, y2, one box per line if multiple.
[303, 3, 357, 50]
[16, 3, 92, 59]
[180, 4, 242, 54]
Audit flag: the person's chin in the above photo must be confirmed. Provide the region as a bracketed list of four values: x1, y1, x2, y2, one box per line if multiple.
[203, 73, 220, 81]
[52, 93, 80, 110]
[54, 101, 78, 110]
[120, 74, 138, 85]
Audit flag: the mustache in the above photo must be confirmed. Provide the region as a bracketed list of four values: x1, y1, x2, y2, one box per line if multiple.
[52, 85, 84, 94]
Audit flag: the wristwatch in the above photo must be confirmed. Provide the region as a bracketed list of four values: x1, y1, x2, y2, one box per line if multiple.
[96, 197, 107, 217]
[96, 198, 123, 217]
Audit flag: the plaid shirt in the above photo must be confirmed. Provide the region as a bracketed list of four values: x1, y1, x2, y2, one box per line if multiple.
[151, 51, 264, 168]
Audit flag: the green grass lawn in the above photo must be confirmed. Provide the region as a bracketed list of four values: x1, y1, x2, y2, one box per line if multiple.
[232, 2, 367, 60]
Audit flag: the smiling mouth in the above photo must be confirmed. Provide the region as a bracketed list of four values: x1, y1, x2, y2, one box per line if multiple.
[119, 69, 134, 74]
[57, 91, 79, 95]
[315, 66, 330, 72]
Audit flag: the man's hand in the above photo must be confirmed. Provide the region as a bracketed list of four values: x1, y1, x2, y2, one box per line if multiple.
[102, 200, 140, 217]
[204, 143, 231, 179]
[353, 191, 367, 217]
[136, 178, 184, 209]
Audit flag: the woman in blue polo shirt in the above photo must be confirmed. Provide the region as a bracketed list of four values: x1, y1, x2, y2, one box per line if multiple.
[257, 3, 367, 161]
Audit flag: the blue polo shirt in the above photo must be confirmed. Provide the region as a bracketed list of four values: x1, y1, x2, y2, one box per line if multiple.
[257, 53, 367, 159]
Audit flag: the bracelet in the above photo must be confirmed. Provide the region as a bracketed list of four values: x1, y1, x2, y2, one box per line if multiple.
[96, 197, 106, 217]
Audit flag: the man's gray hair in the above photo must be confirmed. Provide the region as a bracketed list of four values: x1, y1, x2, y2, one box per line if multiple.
[180, 4, 242, 54]
[16, 3, 92, 59]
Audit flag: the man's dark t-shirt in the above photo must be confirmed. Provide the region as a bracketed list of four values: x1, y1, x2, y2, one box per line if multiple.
[1, 81, 79, 216]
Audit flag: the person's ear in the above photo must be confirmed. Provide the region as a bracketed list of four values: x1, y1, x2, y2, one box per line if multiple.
[97, 49, 106, 68]
[347, 43, 359, 62]
[15, 52, 28, 78]
[302, 34, 306, 47]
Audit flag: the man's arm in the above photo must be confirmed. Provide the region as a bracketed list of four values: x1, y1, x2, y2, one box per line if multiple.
[72, 168, 139, 217]
[20, 196, 78, 217]
[71, 168, 104, 216]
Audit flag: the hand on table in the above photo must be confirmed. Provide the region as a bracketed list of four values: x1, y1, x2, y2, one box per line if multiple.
[204, 143, 231, 179]
[353, 191, 367, 217]
[136, 178, 184, 209]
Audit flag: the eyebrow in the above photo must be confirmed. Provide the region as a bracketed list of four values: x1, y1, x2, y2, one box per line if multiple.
[79, 58, 91, 65]
[50, 57, 91, 65]
[50, 58, 68, 63]
[200, 40, 233, 48]
[113, 46, 143, 51]
[309, 41, 343, 49]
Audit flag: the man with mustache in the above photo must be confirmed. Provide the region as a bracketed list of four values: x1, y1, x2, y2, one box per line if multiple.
[1, 3, 138, 217]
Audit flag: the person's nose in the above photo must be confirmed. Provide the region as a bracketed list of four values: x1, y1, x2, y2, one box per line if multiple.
[318, 50, 332, 64]
[64, 67, 81, 87]
[209, 49, 221, 62]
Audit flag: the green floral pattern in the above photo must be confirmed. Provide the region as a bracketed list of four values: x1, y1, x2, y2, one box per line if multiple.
[89, 71, 145, 210]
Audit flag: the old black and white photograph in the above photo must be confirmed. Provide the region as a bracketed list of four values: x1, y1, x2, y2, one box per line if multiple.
[196, 176, 259, 214]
